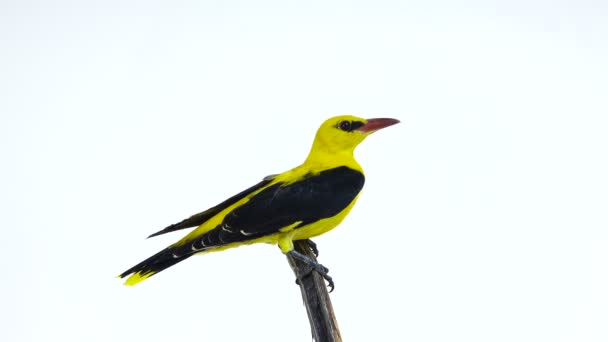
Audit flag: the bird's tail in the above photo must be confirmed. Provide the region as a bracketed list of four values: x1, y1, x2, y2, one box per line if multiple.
[118, 248, 194, 286]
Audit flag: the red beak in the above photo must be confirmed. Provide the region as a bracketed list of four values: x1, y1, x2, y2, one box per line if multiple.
[356, 118, 400, 133]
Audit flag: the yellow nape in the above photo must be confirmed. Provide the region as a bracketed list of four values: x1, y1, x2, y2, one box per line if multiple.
[303, 115, 369, 171]
[123, 271, 154, 286]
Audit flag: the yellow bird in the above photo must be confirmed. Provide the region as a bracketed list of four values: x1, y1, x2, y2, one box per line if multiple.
[118, 115, 399, 289]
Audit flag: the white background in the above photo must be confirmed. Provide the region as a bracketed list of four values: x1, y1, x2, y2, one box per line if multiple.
[1, 1, 607, 341]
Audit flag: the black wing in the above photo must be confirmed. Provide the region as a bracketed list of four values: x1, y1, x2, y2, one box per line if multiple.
[174, 166, 365, 254]
[119, 167, 363, 280]
[147, 175, 276, 238]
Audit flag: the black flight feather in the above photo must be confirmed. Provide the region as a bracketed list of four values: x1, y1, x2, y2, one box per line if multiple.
[146, 175, 276, 238]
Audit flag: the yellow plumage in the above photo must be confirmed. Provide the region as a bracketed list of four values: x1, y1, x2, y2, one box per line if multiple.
[119, 115, 399, 286]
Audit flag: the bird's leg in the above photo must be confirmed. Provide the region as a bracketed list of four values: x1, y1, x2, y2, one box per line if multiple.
[303, 239, 319, 257]
[288, 250, 335, 292]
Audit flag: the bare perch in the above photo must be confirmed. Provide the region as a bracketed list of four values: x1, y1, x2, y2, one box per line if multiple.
[287, 240, 342, 342]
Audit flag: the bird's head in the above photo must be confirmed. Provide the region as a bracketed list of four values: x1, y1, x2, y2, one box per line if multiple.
[306, 115, 400, 163]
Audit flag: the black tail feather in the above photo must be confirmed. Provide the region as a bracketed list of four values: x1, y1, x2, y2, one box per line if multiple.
[119, 247, 194, 281]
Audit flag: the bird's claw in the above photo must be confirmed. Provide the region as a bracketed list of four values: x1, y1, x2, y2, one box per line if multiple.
[295, 277, 335, 292]
[303, 239, 319, 257]
[322, 273, 335, 293]
[293, 263, 334, 292]
[296, 268, 336, 293]
[312, 263, 334, 292]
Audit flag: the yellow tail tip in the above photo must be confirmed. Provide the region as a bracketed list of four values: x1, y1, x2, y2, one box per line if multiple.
[121, 272, 154, 286]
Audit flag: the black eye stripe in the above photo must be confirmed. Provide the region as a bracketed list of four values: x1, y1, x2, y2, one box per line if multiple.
[336, 120, 364, 132]
[350, 121, 364, 131]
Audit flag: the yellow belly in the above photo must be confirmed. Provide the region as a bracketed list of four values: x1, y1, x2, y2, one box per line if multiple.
[291, 193, 361, 241]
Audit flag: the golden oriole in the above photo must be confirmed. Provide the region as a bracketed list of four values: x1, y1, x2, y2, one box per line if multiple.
[118, 115, 399, 289]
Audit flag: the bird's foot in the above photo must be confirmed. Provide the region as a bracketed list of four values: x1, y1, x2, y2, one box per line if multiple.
[289, 250, 335, 292]
[303, 239, 319, 257]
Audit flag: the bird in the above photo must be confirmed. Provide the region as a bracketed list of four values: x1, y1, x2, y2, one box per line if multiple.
[118, 115, 399, 290]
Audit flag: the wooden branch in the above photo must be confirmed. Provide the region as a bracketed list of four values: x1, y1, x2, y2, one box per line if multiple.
[287, 240, 342, 342]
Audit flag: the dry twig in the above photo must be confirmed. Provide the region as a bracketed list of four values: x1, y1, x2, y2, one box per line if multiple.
[287, 240, 342, 342]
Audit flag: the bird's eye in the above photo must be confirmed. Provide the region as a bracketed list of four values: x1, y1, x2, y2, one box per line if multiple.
[338, 120, 351, 132]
